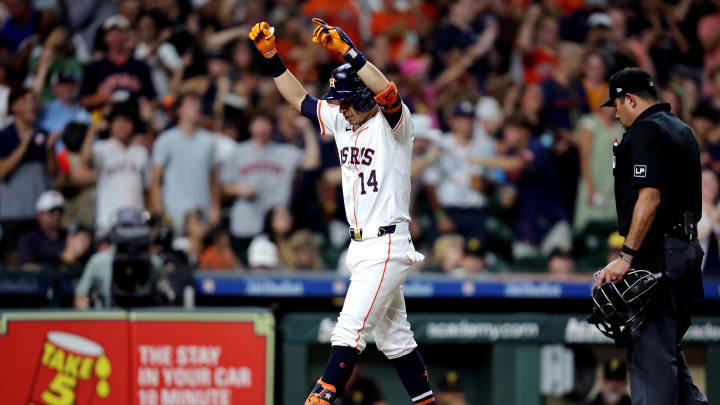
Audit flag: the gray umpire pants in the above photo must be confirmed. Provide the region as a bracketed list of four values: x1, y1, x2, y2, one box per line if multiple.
[627, 292, 709, 405]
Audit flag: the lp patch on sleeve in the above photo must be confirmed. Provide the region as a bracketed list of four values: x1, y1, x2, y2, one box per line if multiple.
[634, 165, 647, 178]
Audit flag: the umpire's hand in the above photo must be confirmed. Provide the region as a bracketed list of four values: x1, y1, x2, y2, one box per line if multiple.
[598, 256, 631, 286]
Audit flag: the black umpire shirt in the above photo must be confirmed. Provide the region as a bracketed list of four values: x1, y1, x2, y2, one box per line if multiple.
[613, 103, 701, 246]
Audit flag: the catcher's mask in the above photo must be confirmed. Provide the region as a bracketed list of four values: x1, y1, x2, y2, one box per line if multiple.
[322, 63, 376, 113]
[588, 269, 663, 340]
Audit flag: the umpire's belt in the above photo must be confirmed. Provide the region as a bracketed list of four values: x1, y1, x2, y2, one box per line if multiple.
[349, 222, 409, 241]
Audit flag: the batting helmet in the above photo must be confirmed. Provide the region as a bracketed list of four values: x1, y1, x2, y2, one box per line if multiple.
[322, 63, 376, 112]
[588, 269, 663, 341]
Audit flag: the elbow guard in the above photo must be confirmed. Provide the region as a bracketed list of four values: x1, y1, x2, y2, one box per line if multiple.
[374, 82, 401, 113]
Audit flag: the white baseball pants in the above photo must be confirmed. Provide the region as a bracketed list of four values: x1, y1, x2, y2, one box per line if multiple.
[331, 228, 425, 359]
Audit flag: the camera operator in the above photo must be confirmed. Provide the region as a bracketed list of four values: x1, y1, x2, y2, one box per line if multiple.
[74, 207, 173, 309]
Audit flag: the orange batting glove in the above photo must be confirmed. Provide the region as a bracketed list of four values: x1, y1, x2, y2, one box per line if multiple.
[311, 18, 353, 56]
[248, 22, 277, 58]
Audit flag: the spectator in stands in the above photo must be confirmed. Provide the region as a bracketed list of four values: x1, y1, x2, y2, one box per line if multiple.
[35, 34, 90, 132]
[585, 11, 613, 48]
[199, 227, 240, 270]
[516, 5, 559, 84]
[410, 115, 442, 184]
[133, 11, 182, 98]
[635, 0, 690, 84]
[541, 42, 586, 215]
[480, 114, 571, 259]
[573, 102, 621, 233]
[697, 0, 720, 96]
[370, 0, 420, 62]
[547, 247, 575, 278]
[661, 86, 687, 122]
[429, 234, 465, 277]
[423, 102, 491, 241]
[53, 122, 96, 230]
[461, 238, 487, 276]
[588, 9, 635, 75]
[81, 105, 149, 235]
[221, 114, 319, 259]
[151, 92, 220, 235]
[409, 114, 441, 240]
[435, 371, 468, 405]
[262, 204, 294, 260]
[399, 58, 437, 121]
[698, 169, 720, 273]
[18, 190, 91, 270]
[503, 82, 545, 137]
[433, 6, 497, 101]
[706, 67, 720, 111]
[281, 230, 323, 271]
[214, 121, 239, 175]
[581, 51, 609, 114]
[171, 208, 209, 266]
[203, 47, 235, 126]
[79, 15, 156, 111]
[540, 42, 588, 133]
[247, 235, 278, 271]
[0, 88, 58, 262]
[689, 103, 720, 168]
[474, 96, 503, 140]
[37, 68, 89, 134]
[1, 0, 40, 52]
[584, 358, 631, 405]
[678, 71, 702, 122]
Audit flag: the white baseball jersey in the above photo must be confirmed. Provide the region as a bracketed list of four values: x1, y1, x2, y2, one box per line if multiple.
[315, 100, 414, 229]
[312, 98, 423, 358]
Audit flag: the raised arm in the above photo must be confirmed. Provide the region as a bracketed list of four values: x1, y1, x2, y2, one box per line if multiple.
[310, 18, 390, 93]
[309, 18, 404, 127]
[248, 22, 309, 111]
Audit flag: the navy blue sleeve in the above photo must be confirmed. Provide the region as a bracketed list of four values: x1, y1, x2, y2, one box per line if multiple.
[17, 232, 36, 265]
[0, 126, 18, 158]
[525, 140, 552, 173]
[300, 94, 320, 128]
[138, 61, 157, 100]
[79, 61, 99, 96]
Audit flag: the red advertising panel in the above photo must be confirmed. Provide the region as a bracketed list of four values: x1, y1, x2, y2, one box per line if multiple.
[0, 311, 274, 405]
[130, 312, 275, 405]
[0, 312, 130, 405]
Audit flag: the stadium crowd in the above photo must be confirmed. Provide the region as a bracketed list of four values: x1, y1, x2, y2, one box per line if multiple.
[1, 0, 720, 276]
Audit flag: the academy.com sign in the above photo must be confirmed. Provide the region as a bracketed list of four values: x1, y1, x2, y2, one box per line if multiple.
[425, 320, 540, 341]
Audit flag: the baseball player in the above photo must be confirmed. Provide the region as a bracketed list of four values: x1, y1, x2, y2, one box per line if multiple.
[249, 19, 435, 405]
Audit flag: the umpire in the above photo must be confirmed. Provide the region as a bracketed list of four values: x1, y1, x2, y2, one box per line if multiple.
[598, 67, 708, 405]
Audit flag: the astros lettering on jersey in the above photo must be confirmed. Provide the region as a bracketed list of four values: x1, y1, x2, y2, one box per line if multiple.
[316, 99, 413, 230]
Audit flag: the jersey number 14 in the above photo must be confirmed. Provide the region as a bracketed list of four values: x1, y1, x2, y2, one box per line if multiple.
[358, 170, 379, 194]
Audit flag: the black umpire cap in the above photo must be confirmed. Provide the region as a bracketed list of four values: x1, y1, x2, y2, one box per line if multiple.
[601, 67, 657, 107]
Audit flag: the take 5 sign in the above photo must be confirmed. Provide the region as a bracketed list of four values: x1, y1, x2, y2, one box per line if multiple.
[0, 310, 275, 405]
